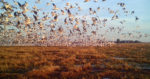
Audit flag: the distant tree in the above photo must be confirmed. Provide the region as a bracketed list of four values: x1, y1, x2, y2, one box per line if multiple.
[135, 40, 140, 43]
[116, 39, 120, 43]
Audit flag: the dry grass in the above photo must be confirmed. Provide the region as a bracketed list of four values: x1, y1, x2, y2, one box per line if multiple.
[0, 43, 150, 79]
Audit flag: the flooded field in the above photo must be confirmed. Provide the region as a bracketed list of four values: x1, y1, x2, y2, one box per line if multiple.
[0, 43, 150, 79]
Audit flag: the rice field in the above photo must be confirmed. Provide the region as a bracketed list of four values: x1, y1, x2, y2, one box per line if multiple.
[0, 43, 150, 79]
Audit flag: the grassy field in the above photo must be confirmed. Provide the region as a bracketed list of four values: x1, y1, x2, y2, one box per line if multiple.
[0, 43, 150, 79]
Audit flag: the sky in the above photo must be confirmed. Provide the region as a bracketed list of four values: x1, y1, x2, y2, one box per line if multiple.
[125, 0, 150, 42]
[1, 0, 150, 42]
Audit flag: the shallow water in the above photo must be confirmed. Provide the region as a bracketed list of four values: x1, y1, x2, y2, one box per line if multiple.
[114, 57, 126, 60]
[129, 62, 150, 70]
[114, 57, 150, 70]
[75, 57, 150, 72]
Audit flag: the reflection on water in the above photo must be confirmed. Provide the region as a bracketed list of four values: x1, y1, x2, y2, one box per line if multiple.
[114, 57, 150, 70]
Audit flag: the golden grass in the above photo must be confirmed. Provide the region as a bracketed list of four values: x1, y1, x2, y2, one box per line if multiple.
[0, 43, 150, 79]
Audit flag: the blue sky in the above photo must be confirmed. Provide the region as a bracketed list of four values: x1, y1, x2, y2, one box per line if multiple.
[125, 0, 150, 42]
[1, 0, 150, 42]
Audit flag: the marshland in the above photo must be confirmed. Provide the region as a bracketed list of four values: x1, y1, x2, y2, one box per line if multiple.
[0, 0, 150, 79]
[0, 43, 150, 79]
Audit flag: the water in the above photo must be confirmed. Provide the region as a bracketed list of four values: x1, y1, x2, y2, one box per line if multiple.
[114, 57, 150, 70]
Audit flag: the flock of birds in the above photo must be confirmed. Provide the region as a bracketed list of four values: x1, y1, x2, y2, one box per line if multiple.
[0, 0, 149, 46]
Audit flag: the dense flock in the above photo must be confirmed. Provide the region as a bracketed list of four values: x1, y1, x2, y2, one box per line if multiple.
[0, 0, 148, 46]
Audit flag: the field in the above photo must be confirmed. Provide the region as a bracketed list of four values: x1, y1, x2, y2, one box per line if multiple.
[0, 43, 150, 79]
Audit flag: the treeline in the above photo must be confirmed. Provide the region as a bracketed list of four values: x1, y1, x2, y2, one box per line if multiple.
[115, 39, 141, 43]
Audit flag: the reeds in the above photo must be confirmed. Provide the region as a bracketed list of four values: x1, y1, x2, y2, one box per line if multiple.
[0, 43, 150, 79]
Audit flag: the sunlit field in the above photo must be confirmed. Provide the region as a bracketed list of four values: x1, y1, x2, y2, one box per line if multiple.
[0, 0, 150, 79]
[0, 43, 150, 79]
